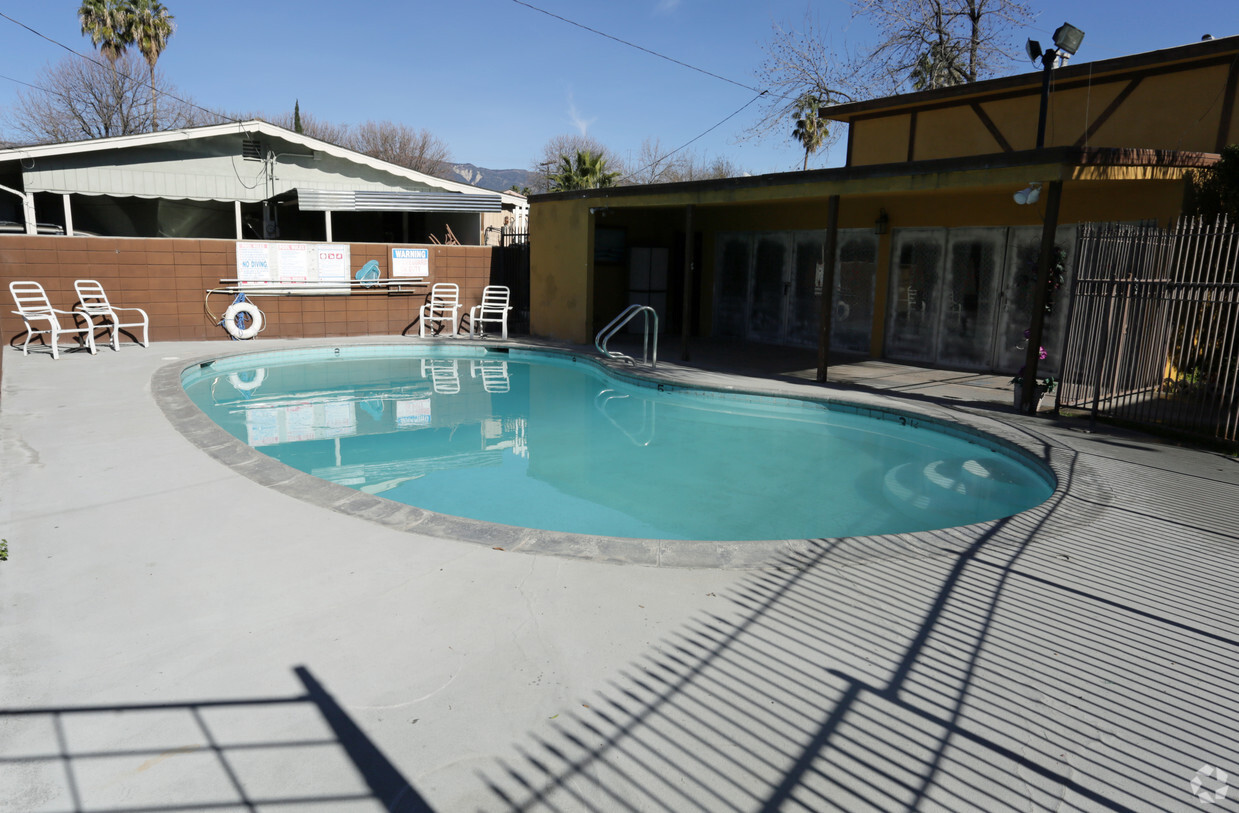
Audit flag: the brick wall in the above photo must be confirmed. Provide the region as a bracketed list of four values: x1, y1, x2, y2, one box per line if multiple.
[0, 236, 499, 348]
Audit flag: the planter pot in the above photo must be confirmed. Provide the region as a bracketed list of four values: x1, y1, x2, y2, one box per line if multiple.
[1013, 382, 1048, 412]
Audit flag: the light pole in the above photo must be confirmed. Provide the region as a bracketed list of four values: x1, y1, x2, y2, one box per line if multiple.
[1027, 23, 1085, 149]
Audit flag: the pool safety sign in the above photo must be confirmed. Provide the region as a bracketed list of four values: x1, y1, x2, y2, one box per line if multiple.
[392, 247, 430, 277]
[235, 242, 351, 290]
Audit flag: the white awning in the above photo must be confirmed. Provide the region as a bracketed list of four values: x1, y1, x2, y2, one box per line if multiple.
[296, 189, 503, 213]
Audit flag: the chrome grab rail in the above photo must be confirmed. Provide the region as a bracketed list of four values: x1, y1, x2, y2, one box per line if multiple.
[594, 388, 656, 446]
[595, 304, 658, 367]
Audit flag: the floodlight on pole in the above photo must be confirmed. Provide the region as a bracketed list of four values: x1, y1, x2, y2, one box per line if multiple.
[1035, 22, 1084, 149]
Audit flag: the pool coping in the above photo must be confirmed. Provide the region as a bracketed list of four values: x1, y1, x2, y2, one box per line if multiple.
[152, 339, 1088, 570]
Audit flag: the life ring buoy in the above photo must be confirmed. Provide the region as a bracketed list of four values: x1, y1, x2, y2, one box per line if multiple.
[223, 301, 263, 339]
[228, 367, 266, 393]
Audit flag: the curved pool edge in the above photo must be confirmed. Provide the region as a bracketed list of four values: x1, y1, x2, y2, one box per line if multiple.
[152, 339, 1088, 570]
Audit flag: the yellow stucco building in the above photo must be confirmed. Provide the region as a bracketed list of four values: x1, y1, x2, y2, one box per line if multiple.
[529, 34, 1237, 377]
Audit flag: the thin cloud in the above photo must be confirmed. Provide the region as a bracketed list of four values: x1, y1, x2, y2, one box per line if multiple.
[654, 0, 681, 14]
[567, 92, 595, 135]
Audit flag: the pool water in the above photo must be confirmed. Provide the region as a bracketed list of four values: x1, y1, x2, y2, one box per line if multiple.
[181, 347, 1054, 541]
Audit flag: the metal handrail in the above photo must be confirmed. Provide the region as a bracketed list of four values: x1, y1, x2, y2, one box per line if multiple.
[594, 389, 656, 446]
[595, 304, 658, 367]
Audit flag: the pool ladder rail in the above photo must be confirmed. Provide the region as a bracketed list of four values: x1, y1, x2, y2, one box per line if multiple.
[596, 304, 658, 367]
[594, 389, 656, 447]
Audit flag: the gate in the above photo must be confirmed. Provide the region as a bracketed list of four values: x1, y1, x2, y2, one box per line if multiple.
[1059, 219, 1239, 443]
[497, 230, 530, 334]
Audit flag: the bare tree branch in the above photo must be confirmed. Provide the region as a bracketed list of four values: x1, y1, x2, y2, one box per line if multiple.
[852, 0, 1035, 91]
[347, 120, 453, 178]
[7, 52, 200, 143]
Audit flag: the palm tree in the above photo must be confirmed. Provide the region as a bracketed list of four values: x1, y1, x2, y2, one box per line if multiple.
[78, 0, 132, 65]
[79, 0, 134, 136]
[129, 0, 175, 130]
[791, 94, 827, 171]
[548, 150, 619, 191]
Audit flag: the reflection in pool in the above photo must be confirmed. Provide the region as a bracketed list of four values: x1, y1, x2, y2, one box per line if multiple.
[182, 348, 1054, 541]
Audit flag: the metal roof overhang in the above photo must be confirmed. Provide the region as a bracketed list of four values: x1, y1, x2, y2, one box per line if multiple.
[296, 189, 502, 213]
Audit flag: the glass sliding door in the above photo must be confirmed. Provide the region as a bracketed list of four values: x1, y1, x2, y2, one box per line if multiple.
[937, 229, 1004, 369]
[886, 229, 943, 363]
[788, 232, 825, 346]
[992, 225, 1077, 376]
[747, 233, 790, 343]
[713, 233, 751, 338]
[834, 230, 877, 353]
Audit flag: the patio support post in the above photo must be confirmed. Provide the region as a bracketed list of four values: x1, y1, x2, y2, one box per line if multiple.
[816, 195, 841, 382]
[681, 204, 694, 361]
[1021, 179, 1063, 413]
[62, 194, 74, 236]
[0, 183, 37, 235]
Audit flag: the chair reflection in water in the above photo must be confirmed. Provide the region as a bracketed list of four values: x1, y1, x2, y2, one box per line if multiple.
[470, 359, 510, 393]
[420, 358, 460, 394]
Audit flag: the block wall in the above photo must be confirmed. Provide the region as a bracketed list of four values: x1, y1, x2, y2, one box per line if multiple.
[0, 237, 498, 347]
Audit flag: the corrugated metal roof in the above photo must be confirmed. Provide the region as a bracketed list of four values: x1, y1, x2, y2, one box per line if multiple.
[298, 189, 502, 212]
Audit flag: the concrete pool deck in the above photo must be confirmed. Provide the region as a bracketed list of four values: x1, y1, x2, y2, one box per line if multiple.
[2, 336, 1237, 812]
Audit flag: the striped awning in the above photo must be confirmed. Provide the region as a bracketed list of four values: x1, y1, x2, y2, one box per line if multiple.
[296, 189, 503, 213]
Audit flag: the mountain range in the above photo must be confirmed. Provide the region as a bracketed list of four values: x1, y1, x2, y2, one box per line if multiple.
[449, 163, 536, 194]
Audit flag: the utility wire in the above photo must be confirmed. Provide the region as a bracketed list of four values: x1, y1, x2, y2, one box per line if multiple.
[618, 90, 767, 184]
[510, 0, 772, 96]
[0, 72, 44, 93]
[0, 10, 240, 127]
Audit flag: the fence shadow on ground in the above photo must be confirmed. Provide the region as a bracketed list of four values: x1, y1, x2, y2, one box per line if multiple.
[478, 439, 1239, 812]
[0, 666, 430, 813]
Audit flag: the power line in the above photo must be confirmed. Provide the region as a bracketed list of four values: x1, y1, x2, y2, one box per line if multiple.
[510, 0, 768, 96]
[0, 72, 45, 93]
[618, 90, 767, 184]
[0, 10, 239, 127]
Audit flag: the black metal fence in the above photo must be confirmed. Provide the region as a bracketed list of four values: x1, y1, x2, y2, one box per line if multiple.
[1059, 218, 1239, 442]
[496, 231, 530, 333]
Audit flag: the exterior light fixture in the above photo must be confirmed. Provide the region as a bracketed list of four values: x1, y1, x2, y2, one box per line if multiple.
[1013, 183, 1042, 205]
[874, 208, 889, 235]
[1034, 22, 1084, 148]
[1053, 23, 1085, 56]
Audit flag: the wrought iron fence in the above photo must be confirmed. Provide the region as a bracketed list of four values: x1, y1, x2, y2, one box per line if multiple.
[497, 230, 530, 332]
[1059, 218, 1239, 442]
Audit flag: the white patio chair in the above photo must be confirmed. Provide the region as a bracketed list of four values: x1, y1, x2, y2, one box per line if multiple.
[74, 279, 150, 350]
[8, 281, 97, 360]
[468, 285, 512, 339]
[419, 283, 461, 337]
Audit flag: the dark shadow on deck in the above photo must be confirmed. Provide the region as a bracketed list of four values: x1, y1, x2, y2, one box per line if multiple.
[478, 438, 1239, 811]
[0, 666, 431, 812]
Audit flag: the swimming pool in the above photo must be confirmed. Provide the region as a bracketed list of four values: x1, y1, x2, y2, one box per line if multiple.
[179, 345, 1054, 542]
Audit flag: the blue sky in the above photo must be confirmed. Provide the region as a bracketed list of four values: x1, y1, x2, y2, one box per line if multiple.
[0, 1, 1235, 176]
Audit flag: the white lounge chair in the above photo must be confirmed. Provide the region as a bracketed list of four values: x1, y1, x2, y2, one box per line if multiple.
[468, 285, 512, 339]
[8, 281, 97, 360]
[420, 283, 461, 337]
[74, 279, 149, 350]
